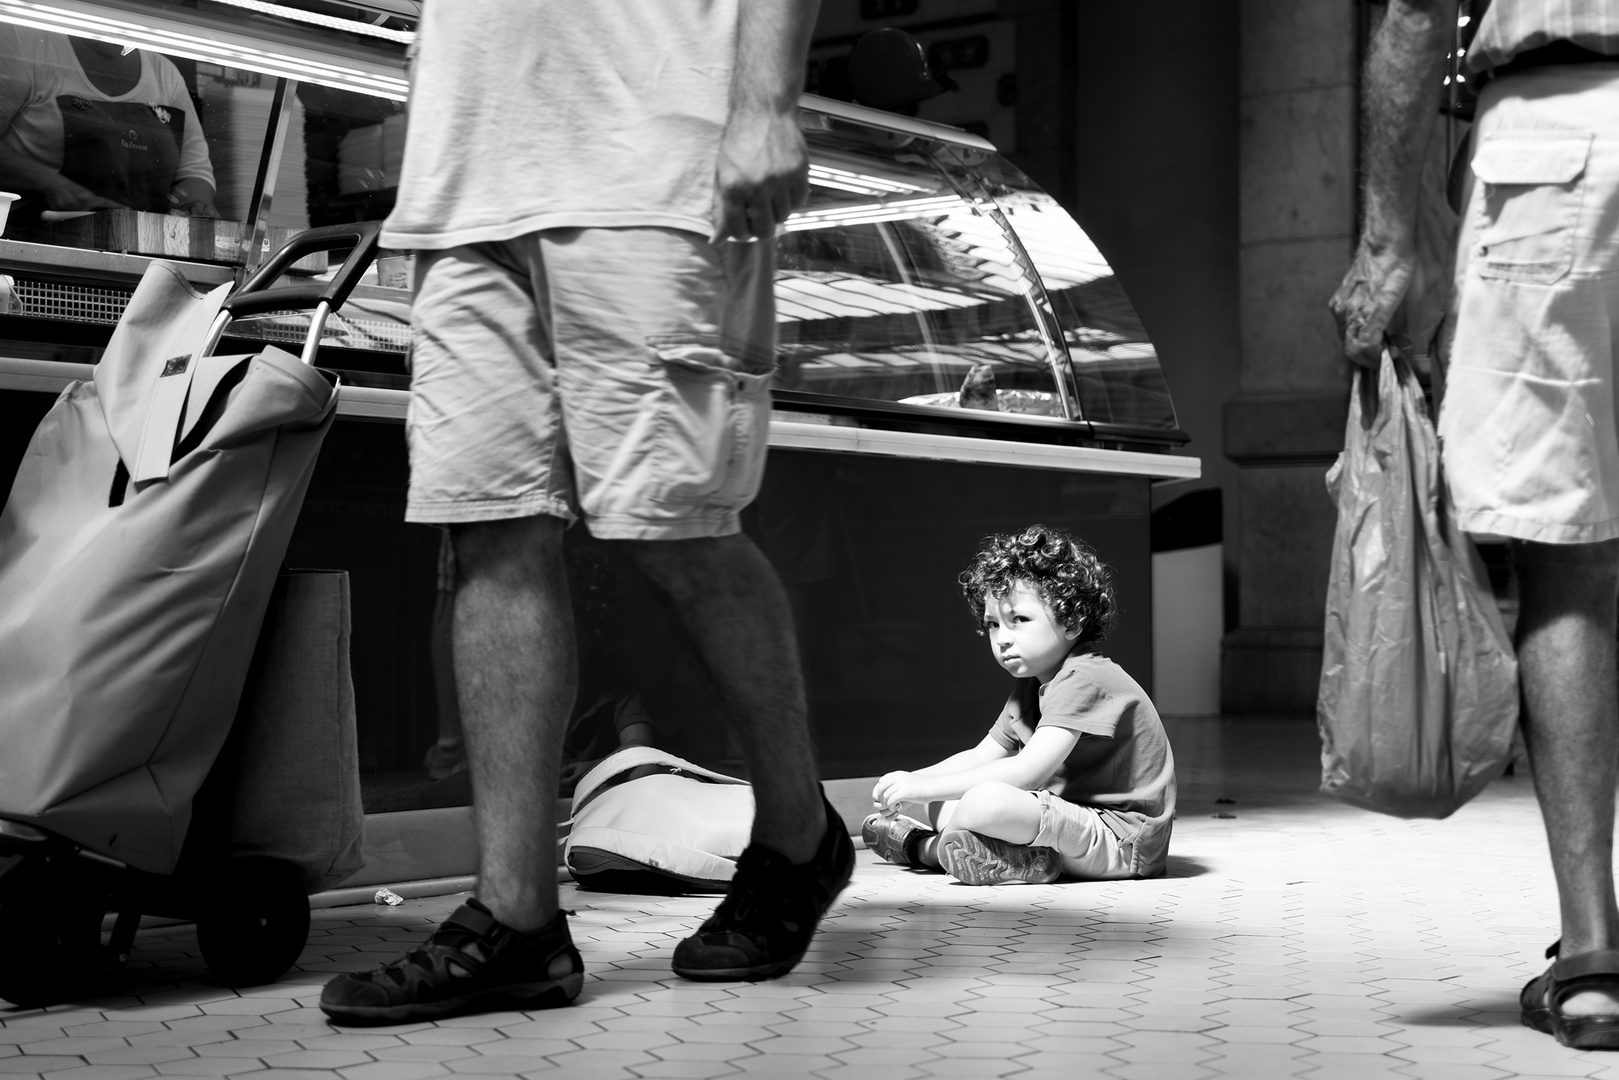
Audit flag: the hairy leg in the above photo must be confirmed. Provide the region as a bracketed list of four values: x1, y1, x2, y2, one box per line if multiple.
[1517, 538, 1619, 1016]
[621, 533, 824, 862]
[452, 516, 576, 931]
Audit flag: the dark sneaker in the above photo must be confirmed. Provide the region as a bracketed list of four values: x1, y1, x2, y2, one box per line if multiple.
[320, 899, 583, 1025]
[672, 795, 855, 981]
[861, 812, 934, 867]
[939, 829, 1062, 885]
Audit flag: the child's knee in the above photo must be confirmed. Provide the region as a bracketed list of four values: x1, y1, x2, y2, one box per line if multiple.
[955, 781, 1038, 828]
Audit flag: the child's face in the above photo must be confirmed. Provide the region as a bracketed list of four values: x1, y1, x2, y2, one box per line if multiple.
[981, 582, 1080, 684]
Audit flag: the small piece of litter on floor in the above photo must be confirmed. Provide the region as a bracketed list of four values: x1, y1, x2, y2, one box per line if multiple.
[1216, 797, 1236, 804]
[1213, 813, 1237, 819]
[374, 888, 404, 906]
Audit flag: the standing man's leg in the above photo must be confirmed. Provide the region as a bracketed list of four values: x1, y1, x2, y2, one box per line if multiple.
[622, 534, 822, 861]
[622, 533, 853, 979]
[323, 240, 587, 1025]
[1517, 539, 1619, 1027]
[453, 516, 576, 931]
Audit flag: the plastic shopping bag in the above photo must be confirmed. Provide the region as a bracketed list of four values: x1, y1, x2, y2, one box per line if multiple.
[1317, 350, 1518, 818]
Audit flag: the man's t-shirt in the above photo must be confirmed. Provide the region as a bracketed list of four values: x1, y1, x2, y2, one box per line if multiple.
[1467, 0, 1619, 74]
[383, 0, 739, 251]
[989, 650, 1176, 877]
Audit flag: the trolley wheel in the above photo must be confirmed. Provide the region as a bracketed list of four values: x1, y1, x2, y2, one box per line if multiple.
[196, 857, 310, 988]
[0, 858, 108, 1007]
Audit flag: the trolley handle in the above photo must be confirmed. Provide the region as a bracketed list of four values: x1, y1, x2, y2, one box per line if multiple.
[224, 222, 383, 318]
[203, 222, 384, 365]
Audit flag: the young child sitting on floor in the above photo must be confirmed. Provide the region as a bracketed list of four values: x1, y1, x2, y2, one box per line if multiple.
[863, 524, 1177, 885]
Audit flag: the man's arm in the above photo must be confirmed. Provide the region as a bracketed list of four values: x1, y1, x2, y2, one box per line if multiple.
[1328, 0, 1456, 367]
[710, 0, 821, 243]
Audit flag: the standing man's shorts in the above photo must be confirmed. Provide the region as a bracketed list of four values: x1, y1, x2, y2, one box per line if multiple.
[1442, 64, 1619, 544]
[404, 228, 777, 540]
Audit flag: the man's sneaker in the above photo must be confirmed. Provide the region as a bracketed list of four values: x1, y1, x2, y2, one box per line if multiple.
[320, 899, 583, 1024]
[672, 795, 855, 981]
[939, 829, 1062, 885]
[861, 812, 934, 867]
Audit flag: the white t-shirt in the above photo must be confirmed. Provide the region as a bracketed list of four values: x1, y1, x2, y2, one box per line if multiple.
[382, 0, 739, 250]
[0, 26, 214, 205]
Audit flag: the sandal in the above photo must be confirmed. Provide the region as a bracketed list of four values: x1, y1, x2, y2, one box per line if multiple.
[1521, 940, 1619, 1050]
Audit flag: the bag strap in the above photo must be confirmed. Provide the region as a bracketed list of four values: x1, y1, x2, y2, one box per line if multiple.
[570, 746, 748, 815]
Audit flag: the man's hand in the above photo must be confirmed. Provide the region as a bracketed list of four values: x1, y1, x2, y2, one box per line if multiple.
[1329, 237, 1415, 368]
[711, 0, 820, 243]
[710, 106, 809, 243]
[1331, 0, 1454, 369]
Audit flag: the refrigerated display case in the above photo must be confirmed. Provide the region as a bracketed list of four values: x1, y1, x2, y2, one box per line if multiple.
[0, 0, 1198, 886]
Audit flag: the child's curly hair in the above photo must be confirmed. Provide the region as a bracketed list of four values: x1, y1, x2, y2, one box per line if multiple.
[959, 524, 1117, 647]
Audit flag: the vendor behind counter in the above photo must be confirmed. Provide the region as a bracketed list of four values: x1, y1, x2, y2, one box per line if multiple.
[0, 25, 217, 223]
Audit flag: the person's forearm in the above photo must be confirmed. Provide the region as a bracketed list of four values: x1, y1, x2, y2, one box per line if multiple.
[1359, 0, 1456, 253]
[0, 143, 64, 194]
[730, 0, 820, 118]
[909, 756, 1053, 802]
[913, 745, 1001, 777]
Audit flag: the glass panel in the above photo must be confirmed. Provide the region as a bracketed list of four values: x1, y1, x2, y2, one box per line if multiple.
[937, 148, 1180, 431]
[777, 124, 1064, 417]
[0, 22, 272, 262]
[218, 81, 413, 360]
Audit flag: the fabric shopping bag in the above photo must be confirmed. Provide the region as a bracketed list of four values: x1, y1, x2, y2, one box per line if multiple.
[0, 262, 338, 873]
[1317, 349, 1518, 818]
[186, 570, 366, 893]
[565, 746, 755, 893]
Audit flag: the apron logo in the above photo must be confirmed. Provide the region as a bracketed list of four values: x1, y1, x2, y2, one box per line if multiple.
[160, 354, 191, 377]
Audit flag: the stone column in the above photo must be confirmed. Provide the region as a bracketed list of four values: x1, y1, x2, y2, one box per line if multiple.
[1221, 2, 1360, 713]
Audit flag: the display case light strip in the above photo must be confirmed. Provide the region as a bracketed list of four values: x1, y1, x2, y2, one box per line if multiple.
[806, 163, 931, 196]
[0, 0, 409, 99]
[204, 0, 414, 44]
[785, 195, 961, 232]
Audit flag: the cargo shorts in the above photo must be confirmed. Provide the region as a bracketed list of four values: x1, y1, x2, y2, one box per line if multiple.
[404, 228, 777, 540]
[1441, 64, 1619, 544]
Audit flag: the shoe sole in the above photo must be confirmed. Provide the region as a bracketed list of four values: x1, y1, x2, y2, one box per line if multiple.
[939, 830, 1060, 885]
[321, 973, 583, 1025]
[1557, 1019, 1619, 1050]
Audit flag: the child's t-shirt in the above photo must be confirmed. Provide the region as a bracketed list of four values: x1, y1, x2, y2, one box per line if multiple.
[988, 649, 1176, 877]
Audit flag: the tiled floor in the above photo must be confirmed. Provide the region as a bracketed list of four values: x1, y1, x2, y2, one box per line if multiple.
[3, 718, 1616, 1079]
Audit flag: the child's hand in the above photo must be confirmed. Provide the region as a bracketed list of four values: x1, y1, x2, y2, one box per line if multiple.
[873, 770, 927, 810]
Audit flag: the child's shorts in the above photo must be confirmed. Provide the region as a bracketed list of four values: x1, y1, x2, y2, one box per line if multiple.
[1030, 790, 1136, 881]
[404, 227, 777, 540]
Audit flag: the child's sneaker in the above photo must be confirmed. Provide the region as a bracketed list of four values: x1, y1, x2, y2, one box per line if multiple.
[861, 812, 934, 867]
[319, 900, 583, 1024]
[672, 795, 855, 981]
[939, 829, 1062, 885]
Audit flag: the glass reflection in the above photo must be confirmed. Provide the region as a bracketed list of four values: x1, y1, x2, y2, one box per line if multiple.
[775, 128, 1061, 413]
[937, 149, 1180, 430]
[0, 26, 219, 221]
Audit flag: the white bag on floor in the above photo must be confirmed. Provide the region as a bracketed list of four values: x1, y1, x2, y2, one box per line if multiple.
[564, 747, 753, 893]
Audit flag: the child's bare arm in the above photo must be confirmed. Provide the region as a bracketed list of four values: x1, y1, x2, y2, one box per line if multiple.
[913, 734, 1010, 777]
[872, 735, 1008, 808]
[873, 726, 1081, 809]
